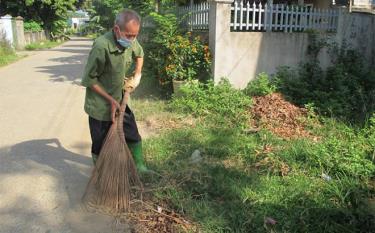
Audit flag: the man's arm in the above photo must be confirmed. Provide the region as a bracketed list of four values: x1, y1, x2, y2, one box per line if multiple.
[134, 57, 144, 76]
[124, 40, 144, 92]
[125, 57, 143, 92]
[133, 39, 144, 75]
[128, 57, 144, 91]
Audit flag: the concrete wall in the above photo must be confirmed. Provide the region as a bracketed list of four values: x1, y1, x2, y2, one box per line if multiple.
[0, 15, 47, 50]
[313, 0, 331, 8]
[209, 1, 375, 89]
[213, 31, 310, 88]
[0, 17, 5, 41]
[209, 0, 312, 88]
[353, 0, 375, 7]
[0, 15, 14, 47]
[24, 31, 47, 45]
[336, 9, 375, 66]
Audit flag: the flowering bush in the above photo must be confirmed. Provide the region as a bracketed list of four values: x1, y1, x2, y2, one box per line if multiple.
[147, 13, 211, 84]
[163, 33, 211, 83]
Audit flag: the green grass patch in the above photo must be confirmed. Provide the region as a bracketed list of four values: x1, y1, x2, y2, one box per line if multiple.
[136, 79, 375, 232]
[143, 122, 375, 232]
[25, 40, 64, 50]
[86, 34, 98, 39]
[0, 53, 20, 67]
[0, 45, 22, 67]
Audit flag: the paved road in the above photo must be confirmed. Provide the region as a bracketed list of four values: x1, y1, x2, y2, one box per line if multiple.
[0, 38, 130, 233]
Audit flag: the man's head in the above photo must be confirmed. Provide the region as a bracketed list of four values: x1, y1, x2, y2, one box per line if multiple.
[113, 9, 141, 46]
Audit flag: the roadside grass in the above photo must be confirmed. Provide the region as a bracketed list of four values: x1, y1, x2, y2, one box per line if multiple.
[85, 33, 100, 39]
[0, 53, 19, 67]
[0, 45, 22, 67]
[25, 40, 64, 50]
[132, 77, 375, 232]
[142, 123, 374, 232]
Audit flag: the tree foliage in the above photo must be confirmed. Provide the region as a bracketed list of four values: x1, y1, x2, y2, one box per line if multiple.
[0, 0, 77, 31]
[90, 0, 183, 30]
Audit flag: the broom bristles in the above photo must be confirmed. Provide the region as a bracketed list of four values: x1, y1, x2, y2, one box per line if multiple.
[83, 93, 143, 214]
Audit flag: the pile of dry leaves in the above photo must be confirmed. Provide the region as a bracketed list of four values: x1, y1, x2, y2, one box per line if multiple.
[251, 93, 316, 139]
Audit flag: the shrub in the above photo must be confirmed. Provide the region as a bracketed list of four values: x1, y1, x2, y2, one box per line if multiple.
[243, 72, 277, 96]
[170, 79, 252, 127]
[50, 19, 68, 38]
[275, 46, 375, 123]
[146, 13, 179, 83]
[79, 15, 105, 36]
[24, 21, 43, 32]
[164, 33, 210, 82]
[146, 13, 211, 84]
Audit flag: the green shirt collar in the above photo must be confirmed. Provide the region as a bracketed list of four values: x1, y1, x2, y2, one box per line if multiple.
[107, 30, 124, 53]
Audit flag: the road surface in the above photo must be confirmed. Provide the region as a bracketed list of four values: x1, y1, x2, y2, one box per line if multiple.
[0, 37, 131, 233]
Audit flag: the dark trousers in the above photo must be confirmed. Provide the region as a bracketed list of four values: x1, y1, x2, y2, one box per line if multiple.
[88, 105, 141, 155]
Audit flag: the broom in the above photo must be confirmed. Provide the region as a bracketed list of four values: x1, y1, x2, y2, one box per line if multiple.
[82, 91, 143, 214]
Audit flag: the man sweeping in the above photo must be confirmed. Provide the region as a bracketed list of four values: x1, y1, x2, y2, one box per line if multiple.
[81, 9, 148, 173]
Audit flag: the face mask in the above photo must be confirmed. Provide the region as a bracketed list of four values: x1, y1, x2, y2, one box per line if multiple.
[117, 37, 133, 48]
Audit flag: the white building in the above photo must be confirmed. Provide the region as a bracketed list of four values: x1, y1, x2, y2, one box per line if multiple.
[67, 10, 90, 30]
[351, 0, 375, 13]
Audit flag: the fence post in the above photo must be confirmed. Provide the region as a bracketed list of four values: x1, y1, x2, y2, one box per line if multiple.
[12, 16, 25, 50]
[208, 0, 234, 84]
[267, 0, 273, 32]
[189, 0, 194, 31]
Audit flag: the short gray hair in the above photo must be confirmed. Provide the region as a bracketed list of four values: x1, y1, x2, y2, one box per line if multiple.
[115, 9, 141, 30]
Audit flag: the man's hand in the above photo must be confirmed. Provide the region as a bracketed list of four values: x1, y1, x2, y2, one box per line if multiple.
[91, 84, 120, 122]
[124, 73, 142, 92]
[132, 73, 142, 88]
[110, 98, 120, 123]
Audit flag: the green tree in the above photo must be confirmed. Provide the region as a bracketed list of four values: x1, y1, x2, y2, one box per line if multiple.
[0, 0, 77, 32]
[90, 0, 181, 30]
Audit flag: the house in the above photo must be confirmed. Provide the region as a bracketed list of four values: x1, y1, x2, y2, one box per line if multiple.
[274, 0, 375, 13]
[67, 10, 90, 30]
[351, 0, 375, 13]
[273, 0, 345, 8]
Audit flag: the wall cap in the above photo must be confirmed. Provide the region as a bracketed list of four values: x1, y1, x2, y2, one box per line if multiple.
[1, 15, 13, 19]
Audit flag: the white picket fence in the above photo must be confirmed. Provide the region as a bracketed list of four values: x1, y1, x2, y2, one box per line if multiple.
[177, 1, 339, 33]
[231, 1, 339, 32]
[178, 2, 209, 30]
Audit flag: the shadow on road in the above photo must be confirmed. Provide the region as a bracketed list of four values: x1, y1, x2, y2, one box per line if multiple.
[0, 139, 127, 233]
[0, 138, 91, 206]
[35, 38, 93, 85]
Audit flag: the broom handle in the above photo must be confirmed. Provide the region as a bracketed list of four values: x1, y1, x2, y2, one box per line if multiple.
[117, 91, 129, 143]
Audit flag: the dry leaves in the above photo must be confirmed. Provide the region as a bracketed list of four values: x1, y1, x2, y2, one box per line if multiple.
[126, 200, 197, 233]
[251, 93, 316, 140]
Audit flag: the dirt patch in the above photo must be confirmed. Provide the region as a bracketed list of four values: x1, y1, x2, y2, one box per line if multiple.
[251, 93, 317, 140]
[139, 114, 195, 139]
